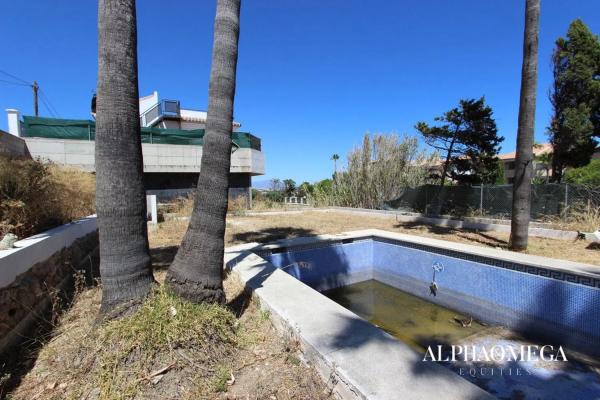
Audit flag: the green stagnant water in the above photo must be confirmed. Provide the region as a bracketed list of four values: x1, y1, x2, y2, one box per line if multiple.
[323, 279, 487, 351]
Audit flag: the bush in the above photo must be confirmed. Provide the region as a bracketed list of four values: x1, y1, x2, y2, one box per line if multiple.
[564, 159, 600, 187]
[307, 179, 334, 207]
[333, 133, 433, 208]
[264, 190, 284, 203]
[0, 156, 96, 239]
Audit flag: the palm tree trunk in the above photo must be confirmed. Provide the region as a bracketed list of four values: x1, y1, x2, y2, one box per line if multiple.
[96, 0, 154, 316]
[166, 0, 241, 303]
[509, 0, 540, 251]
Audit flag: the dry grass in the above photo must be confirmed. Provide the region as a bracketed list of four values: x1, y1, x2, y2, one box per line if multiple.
[250, 198, 288, 212]
[543, 205, 600, 233]
[48, 165, 96, 220]
[148, 209, 600, 266]
[164, 196, 284, 219]
[0, 157, 95, 238]
[227, 196, 247, 216]
[5, 268, 333, 400]
[5, 284, 236, 400]
[170, 194, 194, 217]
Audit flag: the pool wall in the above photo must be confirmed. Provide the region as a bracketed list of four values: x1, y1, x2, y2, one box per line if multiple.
[261, 231, 600, 356]
[265, 238, 373, 291]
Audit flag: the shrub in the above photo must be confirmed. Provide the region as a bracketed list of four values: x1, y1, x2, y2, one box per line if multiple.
[332, 133, 433, 208]
[0, 156, 96, 238]
[264, 190, 284, 203]
[564, 159, 600, 187]
[307, 179, 334, 207]
[251, 188, 263, 202]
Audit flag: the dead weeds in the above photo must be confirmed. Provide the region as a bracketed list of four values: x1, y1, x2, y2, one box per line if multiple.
[149, 209, 600, 266]
[5, 270, 333, 400]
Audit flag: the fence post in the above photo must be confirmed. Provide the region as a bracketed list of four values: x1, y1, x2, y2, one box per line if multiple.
[479, 185, 484, 215]
[563, 183, 569, 220]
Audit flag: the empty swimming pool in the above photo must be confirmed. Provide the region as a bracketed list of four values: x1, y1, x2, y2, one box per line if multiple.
[252, 229, 600, 400]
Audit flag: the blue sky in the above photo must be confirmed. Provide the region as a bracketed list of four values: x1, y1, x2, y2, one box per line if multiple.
[1, 1, 599, 184]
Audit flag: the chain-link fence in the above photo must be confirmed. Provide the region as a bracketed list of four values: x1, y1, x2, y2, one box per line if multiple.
[386, 183, 600, 220]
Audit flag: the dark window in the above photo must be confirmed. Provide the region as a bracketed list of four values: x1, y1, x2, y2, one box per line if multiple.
[506, 162, 516, 170]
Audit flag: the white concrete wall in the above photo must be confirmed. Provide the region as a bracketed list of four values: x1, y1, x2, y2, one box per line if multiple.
[139, 91, 159, 114]
[0, 216, 98, 288]
[6, 109, 22, 137]
[22, 137, 265, 175]
[230, 148, 265, 174]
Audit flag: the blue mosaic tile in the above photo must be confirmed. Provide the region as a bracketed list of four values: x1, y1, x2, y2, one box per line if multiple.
[254, 237, 600, 352]
[372, 236, 600, 289]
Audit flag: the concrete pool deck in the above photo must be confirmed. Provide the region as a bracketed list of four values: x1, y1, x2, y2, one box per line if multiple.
[224, 229, 600, 400]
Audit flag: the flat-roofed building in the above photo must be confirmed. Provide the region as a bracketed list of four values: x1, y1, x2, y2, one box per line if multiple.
[5, 93, 265, 205]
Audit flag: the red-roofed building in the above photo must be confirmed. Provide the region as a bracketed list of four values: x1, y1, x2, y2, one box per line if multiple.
[499, 143, 600, 184]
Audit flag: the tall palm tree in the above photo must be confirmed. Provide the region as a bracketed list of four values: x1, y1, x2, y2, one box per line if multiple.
[166, 0, 241, 303]
[96, 0, 154, 315]
[331, 153, 340, 174]
[509, 0, 540, 251]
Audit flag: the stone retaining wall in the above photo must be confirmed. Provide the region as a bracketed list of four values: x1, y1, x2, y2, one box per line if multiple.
[0, 225, 99, 358]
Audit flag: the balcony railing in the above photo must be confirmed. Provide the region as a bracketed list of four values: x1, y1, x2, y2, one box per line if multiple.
[140, 99, 181, 127]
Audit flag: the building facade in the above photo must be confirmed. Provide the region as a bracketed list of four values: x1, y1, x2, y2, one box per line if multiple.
[499, 143, 600, 184]
[5, 92, 265, 205]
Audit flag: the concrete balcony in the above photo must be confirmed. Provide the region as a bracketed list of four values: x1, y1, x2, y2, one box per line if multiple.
[22, 137, 265, 175]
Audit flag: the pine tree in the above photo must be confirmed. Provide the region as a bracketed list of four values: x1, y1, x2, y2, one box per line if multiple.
[549, 19, 600, 182]
[415, 98, 504, 186]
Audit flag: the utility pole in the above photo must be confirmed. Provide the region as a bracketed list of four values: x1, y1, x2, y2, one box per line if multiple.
[32, 81, 39, 116]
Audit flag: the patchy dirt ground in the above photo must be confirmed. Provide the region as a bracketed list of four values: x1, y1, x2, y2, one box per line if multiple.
[2, 267, 334, 400]
[150, 209, 600, 266]
[3, 207, 598, 400]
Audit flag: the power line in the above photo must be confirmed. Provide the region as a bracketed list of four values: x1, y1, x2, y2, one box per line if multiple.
[39, 88, 61, 118]
[0, 69, 62, 118]
[0, 79, 30, 87]
[0, 69, 31, 86]
[39, 93, 57, 118]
